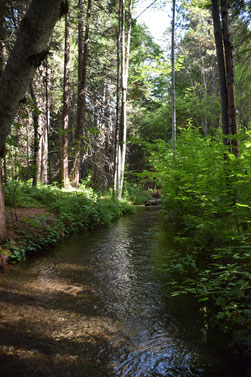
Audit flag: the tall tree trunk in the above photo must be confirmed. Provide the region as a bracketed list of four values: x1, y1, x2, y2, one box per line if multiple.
[171, 0, 176, 150]
[209, 55, 215, 96]
[37, 62, 50, 184]
[221, 0, 238, 154]
[113, 0, 122, 194]
[30, 82, 39, 186]
[201, 56, 208, 136]
[117, 0, 132, 200]
[211, 0, 229, 143]
[61, 8, 70, 188]
[0, 0, 67, 241]
[0, 21, 7, 240]
[71, 0, 92, 187]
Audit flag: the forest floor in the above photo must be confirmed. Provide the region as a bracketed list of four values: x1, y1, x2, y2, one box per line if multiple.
[6, 207, 56, 242]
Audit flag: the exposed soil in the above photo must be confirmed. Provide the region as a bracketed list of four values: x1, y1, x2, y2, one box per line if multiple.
[6, 207, 57, 242]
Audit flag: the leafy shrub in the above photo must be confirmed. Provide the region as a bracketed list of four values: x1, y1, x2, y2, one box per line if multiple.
[124, 182, 151, 204]
[148, 127, 251, 349]
[3, 182, 134, 261]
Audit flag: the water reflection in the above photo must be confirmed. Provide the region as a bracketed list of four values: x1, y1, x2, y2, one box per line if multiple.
[0, 207, 233, 377]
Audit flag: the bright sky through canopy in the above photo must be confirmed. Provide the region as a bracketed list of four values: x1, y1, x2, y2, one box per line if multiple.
[134, 0, 171, 44]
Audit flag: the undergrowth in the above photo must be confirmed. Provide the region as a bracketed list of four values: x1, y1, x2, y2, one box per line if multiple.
[2, 181, 134, 262]
[146, 127, 251, 354]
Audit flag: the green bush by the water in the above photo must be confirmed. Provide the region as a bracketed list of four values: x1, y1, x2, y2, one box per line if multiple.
[123, 182, 151, 204]
[3, 182, 134, 261]
[147, 127, 251, 350]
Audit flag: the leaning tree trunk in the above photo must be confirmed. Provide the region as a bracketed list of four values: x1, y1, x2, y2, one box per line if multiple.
[211, 0, 229, 143]
[0, 0, 68, 240]
[171, 0, 176, 150]
[71, 0, 92, 187]
[61, 8, 70, 188]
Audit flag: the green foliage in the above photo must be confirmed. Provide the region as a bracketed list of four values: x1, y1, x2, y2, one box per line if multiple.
[123, 182, 151, 204]
[4, 182, 134, 261]
[148, 127, 251, 348]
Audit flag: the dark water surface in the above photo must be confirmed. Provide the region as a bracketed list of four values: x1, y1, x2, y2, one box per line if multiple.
[0, 207, 234, 377]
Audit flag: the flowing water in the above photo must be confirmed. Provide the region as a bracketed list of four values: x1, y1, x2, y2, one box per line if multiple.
[0, 207, 235, 377]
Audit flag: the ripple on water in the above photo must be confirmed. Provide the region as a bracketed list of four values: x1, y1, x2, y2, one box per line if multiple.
[111, 330, 214, 377]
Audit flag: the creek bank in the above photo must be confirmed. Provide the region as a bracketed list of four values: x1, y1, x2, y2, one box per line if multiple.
[1, 197, 134, 267]
[0, 206, 236, 377]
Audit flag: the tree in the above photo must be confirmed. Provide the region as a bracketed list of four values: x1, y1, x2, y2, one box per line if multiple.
[61, 6, 71, 188]
[115, 0, 133, 199]
[71, 0, 92, 188]
[171, 0, 176, 150]
[221, 0, 238, 153]
[0, 0, 68, 239]
[211, 0, 238, 151]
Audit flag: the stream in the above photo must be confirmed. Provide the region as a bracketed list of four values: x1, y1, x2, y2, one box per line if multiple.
[0, 207, 235, 377]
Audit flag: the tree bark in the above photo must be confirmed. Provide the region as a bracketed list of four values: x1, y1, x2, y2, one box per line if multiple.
[0, 0, 68, 240]
[113, 0, 121, 194]
[0, 0, 68, 157]
[0, 167, 7, 240]
[221, 0, 238, 154]
[40, 61, 50, 184]
[61, 8, 70, 188]
[211, 0, 229, 142]
[171, 0, 176, 150]
[0, 18, 7, 240]
[71, 0, 92, 187]
[116, 0, 132, 200]
[30, 82, 39, 186]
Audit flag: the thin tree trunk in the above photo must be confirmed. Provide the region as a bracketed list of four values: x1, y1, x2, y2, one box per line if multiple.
[201, 56, 208, 136]
[113, 0, 121, 194]
[117, 0, 132, 200]
[61, 8, 70, 188]
[0, 167, 7, 240]
[71, 0, 92, 187]
[30, 82, 39, 186]
[211, 0, 229, 143]
[40, 62, 50, 184]
[209, 55, 215, 96]
[221, 0, 238, 154]
[0, 25, 7, 239]
[171, 0, 176, 150]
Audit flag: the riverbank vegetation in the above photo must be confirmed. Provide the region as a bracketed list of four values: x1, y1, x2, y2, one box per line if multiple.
[2, 181, 135, 262]
[146, 127, 250, 361]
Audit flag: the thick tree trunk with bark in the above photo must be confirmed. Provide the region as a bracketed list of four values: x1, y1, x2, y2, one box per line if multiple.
[0, 0, 68, 157]
[0, 0, 67, 240]
[61, 9, 70, 188]
[71, 0, 92, 188]
[211, 0, 229, 141]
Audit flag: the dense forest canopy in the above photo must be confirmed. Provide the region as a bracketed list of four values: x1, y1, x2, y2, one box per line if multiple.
[0, 0, 250, 191]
